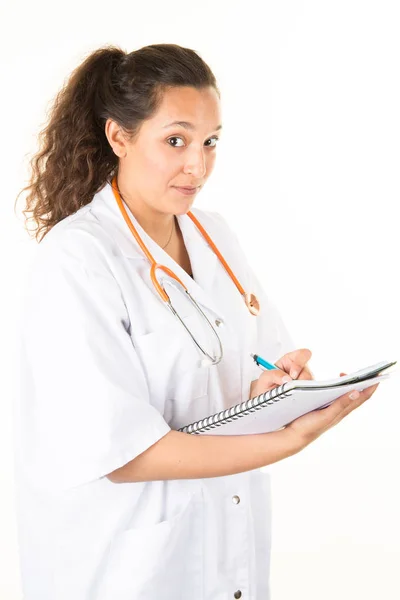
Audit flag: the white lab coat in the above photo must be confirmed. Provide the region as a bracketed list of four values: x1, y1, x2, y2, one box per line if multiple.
[13, 180, 296, 600]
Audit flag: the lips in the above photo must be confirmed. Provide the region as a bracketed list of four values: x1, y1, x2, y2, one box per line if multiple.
[173, 186, 200, 196]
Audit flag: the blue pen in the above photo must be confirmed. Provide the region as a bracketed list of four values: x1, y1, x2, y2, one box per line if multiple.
[250, 353, 278, 371]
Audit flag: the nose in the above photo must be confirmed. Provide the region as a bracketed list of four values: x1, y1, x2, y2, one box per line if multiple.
[183, 147, 207, 180]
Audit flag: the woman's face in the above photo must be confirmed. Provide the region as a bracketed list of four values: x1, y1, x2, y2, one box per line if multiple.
[107, 85, 222, 217]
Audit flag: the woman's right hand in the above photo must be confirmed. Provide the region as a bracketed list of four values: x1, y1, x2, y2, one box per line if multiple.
[286, 372, 380, 451]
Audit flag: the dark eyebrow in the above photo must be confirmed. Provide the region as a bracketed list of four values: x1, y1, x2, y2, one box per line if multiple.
[162, 120, 223, 132]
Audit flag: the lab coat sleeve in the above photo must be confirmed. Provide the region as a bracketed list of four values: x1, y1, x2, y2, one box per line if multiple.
[18, 228, 171, 493]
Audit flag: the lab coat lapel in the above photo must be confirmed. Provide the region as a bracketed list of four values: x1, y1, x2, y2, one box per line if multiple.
[95, 183, 226, 321]
[177, 212, 225, 321]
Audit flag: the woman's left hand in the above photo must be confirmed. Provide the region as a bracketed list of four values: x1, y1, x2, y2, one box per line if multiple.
[275, 348, 314, 381]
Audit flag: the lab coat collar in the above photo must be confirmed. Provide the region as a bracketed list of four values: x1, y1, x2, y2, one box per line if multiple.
[93, 181, 226, 321]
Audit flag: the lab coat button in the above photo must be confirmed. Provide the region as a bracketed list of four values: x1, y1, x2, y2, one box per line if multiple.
[234, 591, 242, 599]
[215, 319, 224, 327]
[232, 495, 240, 504]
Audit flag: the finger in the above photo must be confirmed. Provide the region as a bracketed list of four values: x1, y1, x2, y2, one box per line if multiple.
[327, 382, 380, 427]
[276, 349, 312, 378]
[259, 368, 293, 388]
[284, 360, 308, 380]
[316, 387, 366, 426]
[358, 382, 380, 400]
[342, 382, 380, 412]
[297, 365, 314, 380]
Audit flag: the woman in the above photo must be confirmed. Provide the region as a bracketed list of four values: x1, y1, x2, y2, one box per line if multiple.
[14, 43, 379, 600]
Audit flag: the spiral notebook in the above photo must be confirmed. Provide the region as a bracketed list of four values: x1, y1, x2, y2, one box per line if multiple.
[179, 359, 397, 436]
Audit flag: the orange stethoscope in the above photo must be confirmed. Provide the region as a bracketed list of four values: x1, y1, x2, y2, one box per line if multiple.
[111, 175, 260, 366]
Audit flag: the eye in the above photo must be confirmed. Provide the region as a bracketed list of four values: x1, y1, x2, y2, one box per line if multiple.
[205, 136, 220, 147]
[167, 136, 185, 147]
[167, 136, 220, 148]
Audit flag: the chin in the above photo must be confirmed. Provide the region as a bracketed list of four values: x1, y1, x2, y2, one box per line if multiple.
[169, 185, 201, 213]
[174, 205, 193, 216]
[173, 199, 196, 215]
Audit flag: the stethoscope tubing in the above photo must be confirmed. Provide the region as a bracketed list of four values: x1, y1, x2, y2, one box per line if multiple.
[110, 175, 260, 364]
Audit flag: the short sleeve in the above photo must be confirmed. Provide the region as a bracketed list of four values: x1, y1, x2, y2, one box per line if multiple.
[16, 228, 171, 493]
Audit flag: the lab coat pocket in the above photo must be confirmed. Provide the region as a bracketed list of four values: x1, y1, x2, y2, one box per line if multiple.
[96, 488, 204, 600]
[134, 314, 210, 425]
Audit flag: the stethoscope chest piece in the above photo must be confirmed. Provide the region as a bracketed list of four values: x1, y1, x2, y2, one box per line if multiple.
[244, 293, 260, 316]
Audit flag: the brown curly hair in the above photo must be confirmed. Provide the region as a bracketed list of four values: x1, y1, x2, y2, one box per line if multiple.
[15, 43, 220, 243]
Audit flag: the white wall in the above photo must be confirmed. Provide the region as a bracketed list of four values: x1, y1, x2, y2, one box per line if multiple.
[2, 0, 399, 598]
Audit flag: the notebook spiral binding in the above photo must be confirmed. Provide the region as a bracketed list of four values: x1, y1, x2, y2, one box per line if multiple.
[178, 383, 293, 435]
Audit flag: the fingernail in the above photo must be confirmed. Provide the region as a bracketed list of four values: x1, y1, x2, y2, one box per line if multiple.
[349, 391, 360, 400]
[290, 369, 299, 379]
[282, 375, 292, 383]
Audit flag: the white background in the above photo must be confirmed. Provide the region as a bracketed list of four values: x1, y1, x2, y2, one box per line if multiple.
[1, 0, 399, 598]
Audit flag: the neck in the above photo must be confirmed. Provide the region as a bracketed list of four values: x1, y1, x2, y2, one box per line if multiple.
[116, 174, 176, 247]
